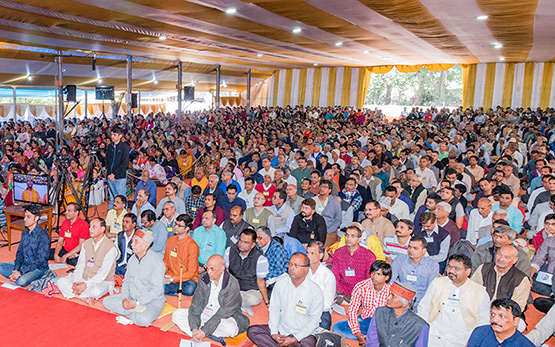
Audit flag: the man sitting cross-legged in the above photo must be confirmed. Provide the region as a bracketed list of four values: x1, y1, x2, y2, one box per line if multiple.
[57, 218, 117, 304]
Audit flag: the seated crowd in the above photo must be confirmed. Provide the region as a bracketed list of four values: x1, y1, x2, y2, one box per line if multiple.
[2, 104, 555, 346]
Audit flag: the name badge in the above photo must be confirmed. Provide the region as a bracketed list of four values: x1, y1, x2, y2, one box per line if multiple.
[167, 227, 173, 233]
[170, 251, 178, 257]
[345, 268, 355, 277]
[276, 216, 282, 221]
[64, 232, 72, 238]
[86, 260, 95, 268]
[295, 304, 307, 315]
[230, 235, 238, 244]
[252, 218, 260, 224]
[203, 305, 214, 316]
[407, 274, 417, 282]
[537, 271, 553, 285]
[206, 243, 213, 251]
[310, 233, 315, 239]
[263, 191, 269, 196]
[192, 207, 197, 212]
[425, 236, 434, 243]
[146, 229, 153, 235]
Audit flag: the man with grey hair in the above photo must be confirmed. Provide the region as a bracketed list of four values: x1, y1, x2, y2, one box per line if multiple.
[475, 209, 509, 246]
[281, 166, 297, 188]
[254, 226, 289, 303]
[466, 198, 493, 246]
[471, 224, 531, 276]
[132, 188, 155, 227]
[103, 229, 166, 327]
[434, 201, 459, 247]
[160, 201, 177, 237]
[203, 174, 225, 206]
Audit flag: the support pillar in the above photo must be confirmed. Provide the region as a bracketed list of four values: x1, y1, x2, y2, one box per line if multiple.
[84, 89, 88, 118]
[215, 65, 221, 110]
[177, 61, 183, 118]
[247, 69, 251, 111]
[138, 89, 141, 114]
[126, 55, 132, 118]
[12, 86, 16, 122]
[57, 53, 64, 147]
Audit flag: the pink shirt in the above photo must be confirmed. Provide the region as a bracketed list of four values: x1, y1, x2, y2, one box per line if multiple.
[332, 245, 376, 295]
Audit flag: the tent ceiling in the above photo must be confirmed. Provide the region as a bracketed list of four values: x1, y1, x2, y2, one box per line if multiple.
[0, 0, 552, 91]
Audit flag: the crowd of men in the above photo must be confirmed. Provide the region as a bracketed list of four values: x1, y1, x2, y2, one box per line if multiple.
[1, 104, 555, 346]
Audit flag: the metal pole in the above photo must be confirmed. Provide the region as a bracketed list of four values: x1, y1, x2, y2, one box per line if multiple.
[57, 53, 64, 146]
[138, 89, 141, 114]
[12, 86, 16, 122]
[177, 61, 182, 118]
[215, 65, 221, 110]
[126, 55, 132, 118]
[84, 89, 88, 118]
[247, 69, 251, 112]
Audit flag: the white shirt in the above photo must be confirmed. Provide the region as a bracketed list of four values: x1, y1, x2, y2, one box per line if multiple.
[415, 167, 438, 190]
[73, 237, 119, 287]
[239, 189, 257, 209]
[466, 210, 493, 245]
[259, 167, 276, 180]
[418, 280, 490, 347]
[307, 263, 336, 313]
[389, 199, 410, 220]
[201, 273, 224, 324]
[269, 276, 324, 341]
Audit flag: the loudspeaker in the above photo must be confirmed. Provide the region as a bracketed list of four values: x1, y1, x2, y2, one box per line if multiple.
[64, 85, 77, 102]
[131, 93, 138, 108]
[184, 86, 195, 101]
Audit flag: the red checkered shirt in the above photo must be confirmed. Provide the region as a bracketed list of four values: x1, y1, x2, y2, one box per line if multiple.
[347, 279, 391, 335]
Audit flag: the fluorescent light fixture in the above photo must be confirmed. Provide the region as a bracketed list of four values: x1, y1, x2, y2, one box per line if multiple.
[494, 43, 503, 49]
[292, 27, 302, 34]
[477, 15, 488, 20]
[27, 75, 33, 81]
[363, 50, 369, 54]
[225, 8, 237, 14]
[97, 79, 103, 84]
[335, 42, 343, 46]
[257, 53, 263, 57]
[154, 80, 158, 85]
[313, 63, 318, 66]
[499, 56, 505, 61]
[159, 35, 167, 40]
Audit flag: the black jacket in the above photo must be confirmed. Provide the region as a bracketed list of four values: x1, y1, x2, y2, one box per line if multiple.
[106, 141, 130, 179]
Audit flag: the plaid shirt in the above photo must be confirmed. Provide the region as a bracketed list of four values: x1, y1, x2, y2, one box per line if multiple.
[185, 195, 205, 219]
[258, 238, 289, 282]
[348, 280, 391, 334]
[339, 189, 363, 218]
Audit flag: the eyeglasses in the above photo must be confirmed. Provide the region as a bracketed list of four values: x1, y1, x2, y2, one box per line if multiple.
[288, 262, 309, 269]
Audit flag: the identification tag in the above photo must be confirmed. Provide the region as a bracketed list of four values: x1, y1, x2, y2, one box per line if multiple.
[276, 216, 282, 221]
[263, 191, 269, 196]
[425, 236, 434, 243]
[310, 233, 315, 239]
[295, 304, 307, 315]
[167, 227, 173, 233]
[407, 274, 417, 282]
[145, 229, 153, 235]
[230, 235, 238, 244]
[252, 218, 260, 224]
[203, 305, 214, 316]
[345, 269, 355, 277]
[537, 271, 553, 285]
[86, 260, 95, 268]
[64, 232, 72, 238]
[445, 294, 459, 309]
[192, 207, 197, 212]
[170, 251, 178, 257]
[206, 243, 213, 251]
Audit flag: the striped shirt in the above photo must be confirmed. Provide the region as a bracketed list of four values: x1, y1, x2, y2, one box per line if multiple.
[348, 280, 391, 334]
[382, 235, 409, 260]
[0, 200, 6, 228]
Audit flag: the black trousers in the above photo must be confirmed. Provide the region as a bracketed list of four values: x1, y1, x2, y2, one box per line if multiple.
[49, 248, 78, 267]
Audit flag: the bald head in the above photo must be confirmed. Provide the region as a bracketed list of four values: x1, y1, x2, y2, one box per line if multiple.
[495, 245, 518, 271]
[206, 255, 226, 282]
[477, 198, 493, 218]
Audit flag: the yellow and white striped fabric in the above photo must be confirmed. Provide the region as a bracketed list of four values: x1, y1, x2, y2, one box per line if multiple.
[267, 67, 371, 109]
[462, 62, 555, 110]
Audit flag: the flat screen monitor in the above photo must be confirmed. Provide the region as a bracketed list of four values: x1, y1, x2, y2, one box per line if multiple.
[95, 86, 114, 100]
[13, 174, 50, 205]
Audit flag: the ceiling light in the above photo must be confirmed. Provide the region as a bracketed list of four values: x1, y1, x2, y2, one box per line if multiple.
[477, 15, 488, 20]
[499, 56, 505, 61]
[363, 50, 369, 54]
[154, 80, 158, 85]
[257, 53, 263, 57]
[27, 75, 33, 81]
[97, 79, 103, 84]
[313, 63, 318, 66]
[292, 27, 302, 34]
[159, 35, 167, 40]
[225, 8, 237, 14]
[494, 43, 503, 49]
[335, 42, 343, 46]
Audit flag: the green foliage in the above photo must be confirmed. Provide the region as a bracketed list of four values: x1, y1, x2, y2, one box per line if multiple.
[365, 65, 462, 107]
